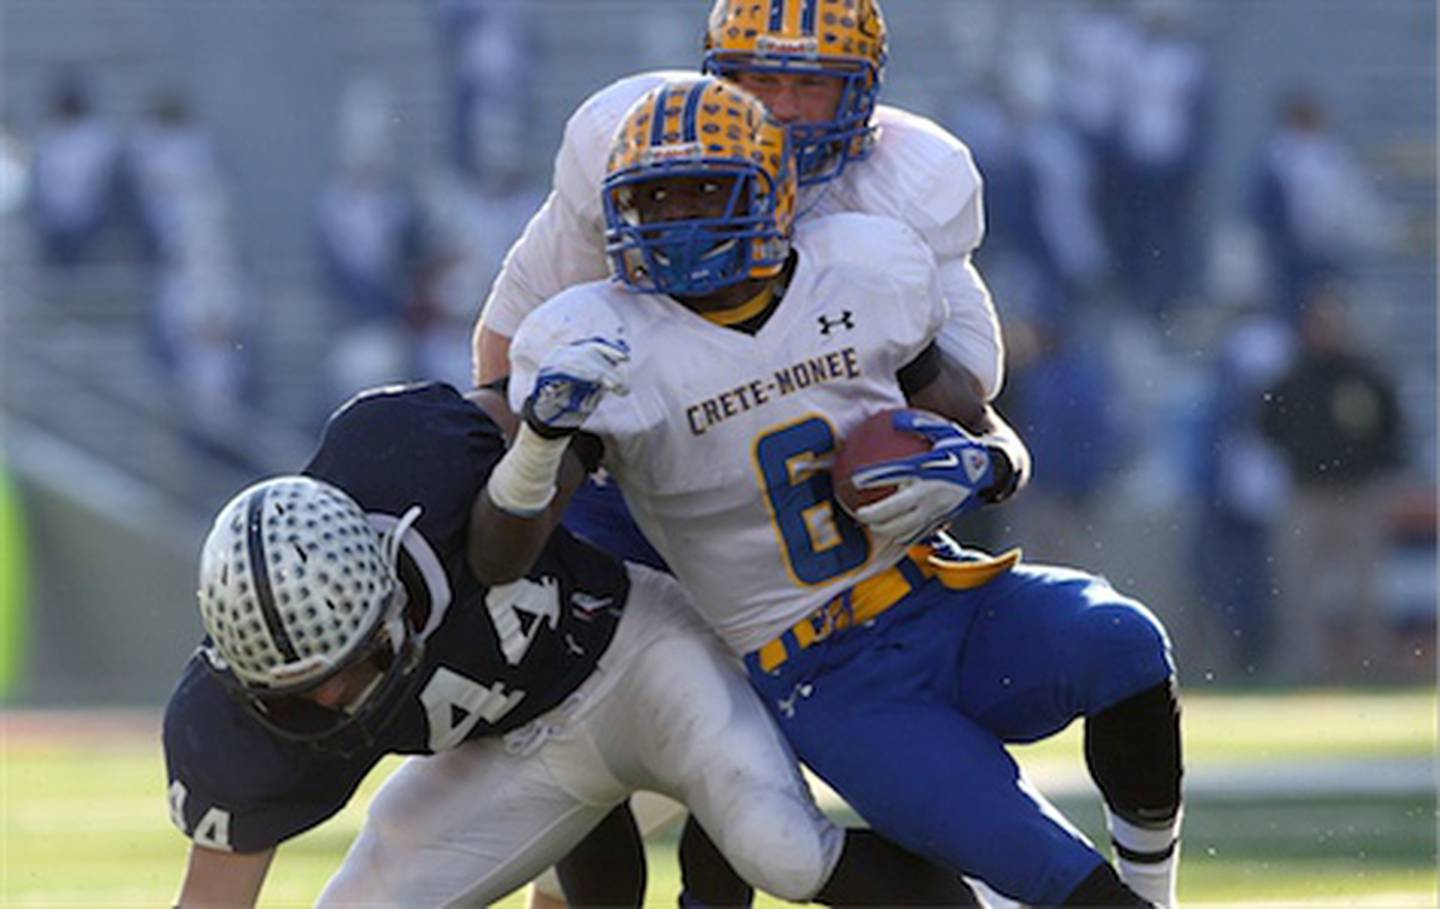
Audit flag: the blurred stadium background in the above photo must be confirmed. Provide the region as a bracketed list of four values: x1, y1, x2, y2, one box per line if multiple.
[0, 0, 1435, 905]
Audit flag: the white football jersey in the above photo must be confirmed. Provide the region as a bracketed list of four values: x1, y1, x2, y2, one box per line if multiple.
[484, 70, 1003, 398]
[509, 214, 947, 655]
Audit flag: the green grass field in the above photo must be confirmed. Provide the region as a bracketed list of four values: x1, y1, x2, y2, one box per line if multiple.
[3, 688, 1435, 907]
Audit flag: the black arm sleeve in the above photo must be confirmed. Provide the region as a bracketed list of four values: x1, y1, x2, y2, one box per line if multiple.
[896, 341, 942, 397]
[480, 376, 509, 396]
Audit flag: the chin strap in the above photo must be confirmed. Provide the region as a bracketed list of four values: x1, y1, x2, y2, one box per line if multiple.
[379, 504, 423, 658]
[383, 505, 423, 570]
[486, 424, 572, 516]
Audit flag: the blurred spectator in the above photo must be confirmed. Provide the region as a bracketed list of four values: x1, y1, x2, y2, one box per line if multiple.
[122, 90, 226, 263]
[951, 61, 1108, 325]
[0, 123, 29, 217]
[1114, 2, 1211, 317]
[1012, 63, 1109, 316]
[415, 155, 544, 387]
[27, 75, 122, 266]
[120, 91, 253, 459]
[1002, 314, 1120, 567]
[1260, 285, 1405, 683]
[1056, 0, 1138, 153]
[949, 74, 1026, 246]
[118, 87, 251, 448]
[0, 121, 30, 294]
[317, 78, 425, 399]
[1190, 306, 1294, 676]
[431, 0, 539, 181]
[1054, 0, 1140, 267]
[1250, 91, 1396, 324]
[948, 75, 1035, 312]
[151, 190, 253, 462]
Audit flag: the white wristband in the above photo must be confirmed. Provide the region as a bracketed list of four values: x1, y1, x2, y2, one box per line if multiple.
[485, 423, 572, 517]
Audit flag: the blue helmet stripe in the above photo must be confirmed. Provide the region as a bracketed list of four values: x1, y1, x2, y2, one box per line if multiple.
[769, 0, 785, 33]
[244, 487, 299, 662]
[681, 80, 706, 143]
[800, 0, 817, 34]
[649, 85, 670, 147]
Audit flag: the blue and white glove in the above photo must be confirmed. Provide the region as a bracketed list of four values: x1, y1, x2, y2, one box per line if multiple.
[522, 336, 631, 438]
[851, 411, 997, 544]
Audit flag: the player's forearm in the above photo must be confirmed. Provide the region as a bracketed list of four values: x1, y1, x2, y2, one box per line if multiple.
[472, 196, 567, 385]
[475, 324, 514, 386]
[175, 844, 274, 908]
[470, 428, 588, 584]
[966, 406, 1030, 503]
[907, 356, 1030, 504]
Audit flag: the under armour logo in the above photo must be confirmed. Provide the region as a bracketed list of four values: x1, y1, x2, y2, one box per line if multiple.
[777, 682, 814, 719]
[818, 311, 855, 335]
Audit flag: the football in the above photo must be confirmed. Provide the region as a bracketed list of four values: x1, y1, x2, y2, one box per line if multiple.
[831, 408, 935, 516]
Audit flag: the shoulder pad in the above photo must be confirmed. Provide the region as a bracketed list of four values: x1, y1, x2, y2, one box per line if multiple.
[841, 106, 983, 254]
[795, 212, 938, 293]
[796, 211, 932, 263]
[511, 281, 633, 371]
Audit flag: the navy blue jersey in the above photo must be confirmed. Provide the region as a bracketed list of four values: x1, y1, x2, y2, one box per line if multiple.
[163, 382, 628, 853]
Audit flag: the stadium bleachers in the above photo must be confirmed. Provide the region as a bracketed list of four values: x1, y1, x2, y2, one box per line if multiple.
[1, 0, 1433, 703]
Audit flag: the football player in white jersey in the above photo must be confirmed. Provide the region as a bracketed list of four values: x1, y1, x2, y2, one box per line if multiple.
[475, 2, 1013, 904]
[510, 76, 1184, 908]
[474, 0, 999, 397]
[482, 2, 1182, 906]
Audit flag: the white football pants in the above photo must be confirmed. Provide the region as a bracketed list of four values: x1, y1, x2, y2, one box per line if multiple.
[318, 563, 843, 908]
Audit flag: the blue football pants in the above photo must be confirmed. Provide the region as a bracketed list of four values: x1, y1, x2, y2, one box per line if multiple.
[745, 562, 1175, 905]
[563, 475, 670, 571]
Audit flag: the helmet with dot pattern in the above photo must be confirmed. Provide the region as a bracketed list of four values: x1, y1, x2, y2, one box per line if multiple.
[603, 75, 796, 297]
[196, 475, 421, 751]
[702, 0, 888, 186]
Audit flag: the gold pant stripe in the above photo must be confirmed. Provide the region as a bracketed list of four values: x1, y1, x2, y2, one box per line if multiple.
[918, 546, 1023, 590]
[756, 546, 1022, 673]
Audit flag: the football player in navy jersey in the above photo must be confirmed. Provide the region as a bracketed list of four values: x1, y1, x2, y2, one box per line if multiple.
[163, 380, 977, 907]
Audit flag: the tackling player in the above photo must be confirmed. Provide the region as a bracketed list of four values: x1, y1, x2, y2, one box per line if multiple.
[163, 382, 975, 907]
[509, 76, 1183, 908]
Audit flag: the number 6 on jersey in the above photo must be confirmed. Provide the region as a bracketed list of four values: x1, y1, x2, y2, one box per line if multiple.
[754, 416, 870, 585]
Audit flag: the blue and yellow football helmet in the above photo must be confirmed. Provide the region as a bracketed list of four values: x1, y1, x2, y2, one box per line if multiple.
[604, 76, 797, 297]
[702, 0, 888, 186]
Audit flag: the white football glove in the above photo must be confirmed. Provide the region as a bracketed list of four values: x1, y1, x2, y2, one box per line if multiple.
[851, 411, 997, 545]
[522, 336, 630, 438]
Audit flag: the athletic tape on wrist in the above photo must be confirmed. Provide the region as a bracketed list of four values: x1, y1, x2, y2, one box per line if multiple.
[485, 423, 571, 517]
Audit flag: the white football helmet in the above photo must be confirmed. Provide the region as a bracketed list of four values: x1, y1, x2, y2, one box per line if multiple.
[197, 475, 421, 748]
